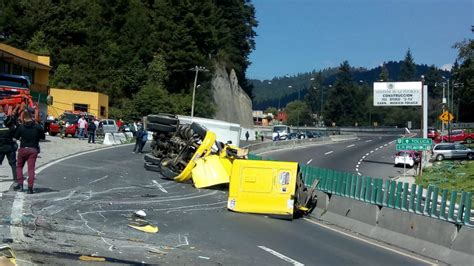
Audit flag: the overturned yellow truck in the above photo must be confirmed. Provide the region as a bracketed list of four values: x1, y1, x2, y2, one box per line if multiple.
[143, 114, 318, 219]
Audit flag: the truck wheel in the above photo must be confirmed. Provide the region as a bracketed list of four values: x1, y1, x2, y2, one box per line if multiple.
[436, 154, 444, 161]
[147, 114, 178, 125]
[144, 163, 161, 172]
[144, 154, 162, 164]
[466, 138, 473, 144]
[468, 153, 474, 160]
[190, 122, 207, 138]
[147, 123, 177, 133]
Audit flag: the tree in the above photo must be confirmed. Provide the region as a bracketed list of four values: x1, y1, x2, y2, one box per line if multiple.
[264, 107, 278, 116]
[304, 71, 324, 114]
[452, 39, 474, 121]
[399, 49, 416, 81]
[379, 63, 389, 82]
[285, 100, 312, 126]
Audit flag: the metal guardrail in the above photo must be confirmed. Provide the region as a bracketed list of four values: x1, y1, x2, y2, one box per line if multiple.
[248, 154, 473, 226]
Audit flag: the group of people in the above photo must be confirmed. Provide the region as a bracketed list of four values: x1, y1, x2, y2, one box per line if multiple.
[76, 115, 100, 143]
[0, 110, 45, 194]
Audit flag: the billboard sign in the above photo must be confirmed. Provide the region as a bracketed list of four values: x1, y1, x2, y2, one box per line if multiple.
[373, 82, 422, 106]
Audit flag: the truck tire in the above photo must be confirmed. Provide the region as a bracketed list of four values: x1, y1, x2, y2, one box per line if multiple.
[144, 162, 161, 172]
[190, 122, 207, 138]
[147, 114, 178, 125]
[160, 166, 179, 180]
[147, 122, 177, 133]
[144, 154, 162, 164]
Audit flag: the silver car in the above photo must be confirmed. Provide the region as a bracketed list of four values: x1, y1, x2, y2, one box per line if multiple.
[432, 143, 474, 161]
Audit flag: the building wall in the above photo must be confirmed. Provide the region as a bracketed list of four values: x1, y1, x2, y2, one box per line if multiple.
[48, 88, 109, 119]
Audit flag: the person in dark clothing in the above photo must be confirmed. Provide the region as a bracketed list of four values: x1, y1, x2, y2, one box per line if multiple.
[133, 127, 145, 153]
[245, 131, 250, 141]
[87, 119, 97, 143]
[139, 129, 148, 153]
[14, 111, 45, 194]
[0, 112, 17, 182]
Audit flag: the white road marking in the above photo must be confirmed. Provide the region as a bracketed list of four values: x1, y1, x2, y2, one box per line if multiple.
[362, 156, 366, 159]
[324, 151, 333, 155]
[379, 146, 383, 149]
[303, 218, 435, 265]
[357, 162, 361, 166]
[365, 153, 370, 156]
[152, 180, 168, 193]
[198, 256, 210, 260]
[375, 148, 379, 151]
[306, 159, 313, 164]
[258, 246, 304, 266]
[370, 150, 374, 153]
[88, 175, 109, 185]
[358, 173, 362, 176]
[365, 140, 372, 142]
[384, 144, 388, 146]
[346, 144, 355, 148]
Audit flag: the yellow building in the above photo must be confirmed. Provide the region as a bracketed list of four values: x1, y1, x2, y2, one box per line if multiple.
[0, 43, 51, 117]
[48, 88, 109, 119]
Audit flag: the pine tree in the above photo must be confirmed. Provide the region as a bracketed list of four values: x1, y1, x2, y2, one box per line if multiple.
[399, 49, 417, 81]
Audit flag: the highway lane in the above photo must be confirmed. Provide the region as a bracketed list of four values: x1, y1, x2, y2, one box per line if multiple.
[2, 143, 434, 265]
[261, 135, 408, 179]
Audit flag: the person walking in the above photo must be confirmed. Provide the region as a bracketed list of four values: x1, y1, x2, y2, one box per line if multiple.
[14, 111, 45, 194]
[77, 116, 87, 140]
[139, 129, 148, 153]
[133, 126, 144, 153]
[0, 111, 17, 182]
[245, 131, 250, 141]
[87, 118, 97, 143]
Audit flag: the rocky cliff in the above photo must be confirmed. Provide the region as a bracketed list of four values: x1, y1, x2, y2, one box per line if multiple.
[211, 64, 253, 128]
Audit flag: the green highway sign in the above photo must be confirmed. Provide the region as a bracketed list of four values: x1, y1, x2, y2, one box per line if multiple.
[396, 138, 432, 145]
[396, 144, 432, 151]
[396, 138, 433, 151]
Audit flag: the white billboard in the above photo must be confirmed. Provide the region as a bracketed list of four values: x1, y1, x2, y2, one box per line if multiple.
[373, 82, 422, 106]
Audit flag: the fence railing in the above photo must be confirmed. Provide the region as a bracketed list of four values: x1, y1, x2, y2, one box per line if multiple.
[248, 154, 473, 226]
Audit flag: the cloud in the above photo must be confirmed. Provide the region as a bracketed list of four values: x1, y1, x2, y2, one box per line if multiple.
[441, 64, 452, 71]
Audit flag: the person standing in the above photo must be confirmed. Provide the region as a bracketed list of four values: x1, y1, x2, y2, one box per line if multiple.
[14, 111, 45, 194]
[133, 126, 144, 153]
[139, 129, 148, 153]
[77, 116, 87, 140]
[245, 131, 250, 141]
[87, 118, 97, 143]
[0, 111, 17, 182]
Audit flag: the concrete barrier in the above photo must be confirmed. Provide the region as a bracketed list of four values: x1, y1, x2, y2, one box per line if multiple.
[113, 133, 127, 144]
[329, 134, 359, 142]
[103, 133, 115, 146]
[311, 190, 474, 265]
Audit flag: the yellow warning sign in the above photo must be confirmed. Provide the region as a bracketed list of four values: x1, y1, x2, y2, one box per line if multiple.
[438, 111, 454, 123]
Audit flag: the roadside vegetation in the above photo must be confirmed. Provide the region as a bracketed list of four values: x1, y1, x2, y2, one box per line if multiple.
[417, 160, 474, 204]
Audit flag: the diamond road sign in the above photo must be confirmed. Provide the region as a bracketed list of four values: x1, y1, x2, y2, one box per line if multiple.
[396, 138, 433, 151]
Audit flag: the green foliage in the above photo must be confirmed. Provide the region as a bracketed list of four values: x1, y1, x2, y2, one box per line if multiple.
[0, 0, 257, 117]
[264, 107, 277, 116]
[285, 100, 312, 126]
[399, 49, 417, 81]
[452, 39, 474, 122]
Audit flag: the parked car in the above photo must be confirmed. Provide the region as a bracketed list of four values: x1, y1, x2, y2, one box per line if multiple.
[394, 150, 420, 167]
[427, 128, 439, 140]
[432, 143, 474, 161]
[100, 119, 118, 134]
[438, 129, 474, 144]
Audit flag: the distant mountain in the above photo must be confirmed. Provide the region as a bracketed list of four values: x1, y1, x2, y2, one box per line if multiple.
[250, 61, 438, 110]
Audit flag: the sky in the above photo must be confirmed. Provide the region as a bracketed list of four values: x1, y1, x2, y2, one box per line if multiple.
[247, 0, 473, 80]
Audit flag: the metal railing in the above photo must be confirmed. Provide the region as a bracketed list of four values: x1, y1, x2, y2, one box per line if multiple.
[248, 154, 472, 226]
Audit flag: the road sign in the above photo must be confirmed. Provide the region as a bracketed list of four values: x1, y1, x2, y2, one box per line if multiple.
[396, 138, 432, 151]
[438, 111, 454, 123]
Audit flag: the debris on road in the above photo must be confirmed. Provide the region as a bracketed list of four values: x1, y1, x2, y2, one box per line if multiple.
[0, 244, 16, 266]
[128, 221, 159, 234]
[78, 255, 106, 262]
[134, 210, 147, 218]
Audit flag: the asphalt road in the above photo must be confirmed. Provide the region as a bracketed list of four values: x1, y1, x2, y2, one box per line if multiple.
[3, 142, 431, 265]
[261, 135, 412, 180]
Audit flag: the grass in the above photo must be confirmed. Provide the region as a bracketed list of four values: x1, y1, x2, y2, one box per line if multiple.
[416, 160, 474, 205]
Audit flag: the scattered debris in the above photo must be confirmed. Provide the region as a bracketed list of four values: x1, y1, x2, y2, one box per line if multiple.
[134, 210, 147, 218]
[1, 239, 12, 244]
[198, 256, 210, 260]
[0, 245, 16, 266]
[79, 255, 105, 262]
[148, 248, 167, 255]
[126, 238, 144, 243]
[128, 221, 159, 234]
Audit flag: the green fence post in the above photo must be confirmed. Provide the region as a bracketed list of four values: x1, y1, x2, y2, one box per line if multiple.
[359, 176, 367, 201]
[321, 168, 327, 191]
[409, 184, 416, 212]
[350, 175, 357, 198]
[388, 180, 396, 208]
[439, 189, 448, 220]
[331, 171, 338, 194]
[355, 175, 362, 200]
[370, 178, 377, 204]
[394, 182, 403, 209]
[424, 186, 433, 216]
[448, 191, 457, 222]
[463, 192, 472, 226]
[376, 179, 383, 205]
[457, 192, 467, 223]
[337, 172, 343, 196]
[344, 173, 351, 197]
[415, 185, 424, 214]
[431, 186, 439, 218]
[402, 183, 409, 211]
[383, 179, 390, 207]
[365, 177, 372, 203]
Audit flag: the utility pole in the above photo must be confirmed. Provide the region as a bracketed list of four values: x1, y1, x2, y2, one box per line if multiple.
[189, 66, 208, 118]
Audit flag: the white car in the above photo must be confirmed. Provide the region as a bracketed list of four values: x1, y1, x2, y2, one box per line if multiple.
[394, 150, 416, 167]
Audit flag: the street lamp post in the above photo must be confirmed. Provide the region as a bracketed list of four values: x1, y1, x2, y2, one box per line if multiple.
[190, 66, 208, 118]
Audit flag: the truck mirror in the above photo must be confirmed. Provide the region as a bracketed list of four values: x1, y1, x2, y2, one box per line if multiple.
[46, 95, 53, 105]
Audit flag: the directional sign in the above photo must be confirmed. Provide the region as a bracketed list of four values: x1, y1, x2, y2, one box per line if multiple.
[396, 138, 432, 151]
[438, 111, 454, 123]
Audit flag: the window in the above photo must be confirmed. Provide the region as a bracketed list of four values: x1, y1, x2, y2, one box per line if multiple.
[73, 103, 88, 113]
[100, 106, 106, 117]
[0, 61, 11, 74]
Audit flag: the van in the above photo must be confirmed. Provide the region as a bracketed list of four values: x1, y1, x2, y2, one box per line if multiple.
[432, 143, 474, 161]
[100, 119, 118, 134]
[272, 125, 290, 141]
